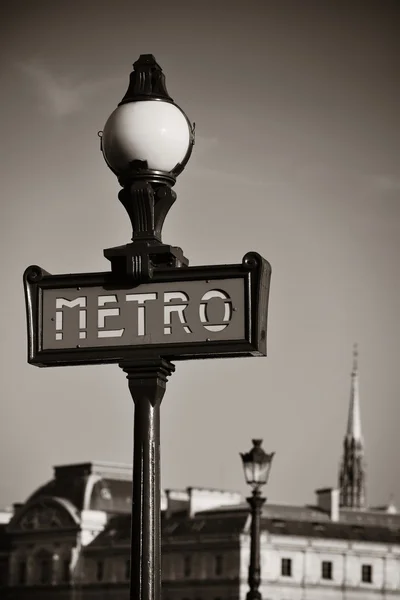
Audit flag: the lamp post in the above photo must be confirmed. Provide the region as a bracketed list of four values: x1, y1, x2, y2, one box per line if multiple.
[240, 439, 275, 600]
[23, 52, 272, 600]
[100, 55, 195, 600]
[100, 53, 195, 280]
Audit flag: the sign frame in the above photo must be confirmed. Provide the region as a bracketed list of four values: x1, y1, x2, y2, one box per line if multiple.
[24, 252, 271, 367]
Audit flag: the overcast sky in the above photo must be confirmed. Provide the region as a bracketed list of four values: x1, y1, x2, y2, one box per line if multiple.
[0, 0, 399, 510]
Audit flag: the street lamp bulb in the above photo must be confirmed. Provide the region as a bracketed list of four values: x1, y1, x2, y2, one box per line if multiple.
[101, 101, 192, 176]
[240, 439, 275, 491]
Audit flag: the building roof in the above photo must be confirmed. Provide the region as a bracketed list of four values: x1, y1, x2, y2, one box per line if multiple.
[162, 512, 249, 538]
[338, 507, 400, 528]
[264, 517, 400, 544]
[204, 501, 400, 528]
[200, 502, 329, 522]
[85, 509, 250, 552]
[26, 462, 132, 514]
[83, 501, 400, 551]
[86, 514, 132, 548]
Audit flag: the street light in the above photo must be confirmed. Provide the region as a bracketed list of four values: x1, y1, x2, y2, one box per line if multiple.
[240, 439, 275, 600]
[100, 53, 195, 281]
[99, 54, 195, 600]
[101, 61, 193, 178]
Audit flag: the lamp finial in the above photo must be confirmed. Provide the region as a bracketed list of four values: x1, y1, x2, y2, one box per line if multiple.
[119, 54, 173, 105]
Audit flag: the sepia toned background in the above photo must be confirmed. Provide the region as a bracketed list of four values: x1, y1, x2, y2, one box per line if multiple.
[0, 0, 399, 510]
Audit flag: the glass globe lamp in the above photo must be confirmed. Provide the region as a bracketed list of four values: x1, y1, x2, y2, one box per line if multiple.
[100, 54, 194, 185]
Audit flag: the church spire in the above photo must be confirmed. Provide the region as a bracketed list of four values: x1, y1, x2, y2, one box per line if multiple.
[339, 344, 366, 509]
[346, 344, 362, 441]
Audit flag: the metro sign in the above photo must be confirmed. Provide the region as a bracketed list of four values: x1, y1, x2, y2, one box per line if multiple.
[24, 252, 271, 367]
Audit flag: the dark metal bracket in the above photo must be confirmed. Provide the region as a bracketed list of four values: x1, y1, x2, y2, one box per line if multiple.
[104, 177, 189, 284]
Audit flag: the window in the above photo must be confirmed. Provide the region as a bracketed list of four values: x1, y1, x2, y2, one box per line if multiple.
[0, 558, 8, 586]
[272, 519, 286, 528]
[215, 554, 223, 576]
[192, 520, 205, 531]
[281, 558, 292, 577]
[361, 564, 372, 583]
[96, 560, 104, 581]
[39, 558, 52, 584]
[62, 559, 70, 582]
[18, 561, 27, 585]
[321, 560, 333, 580]
[183, 555, 191, 577]
[125, 559, 130, 580]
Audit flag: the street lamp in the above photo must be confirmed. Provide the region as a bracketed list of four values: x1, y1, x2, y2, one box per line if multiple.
[100, 53, 195, 281]
[99, 55, 195, 600]
[240, 439, 275, 600]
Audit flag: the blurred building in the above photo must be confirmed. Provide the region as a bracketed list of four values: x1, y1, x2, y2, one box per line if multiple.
[1, 350, 399, 599]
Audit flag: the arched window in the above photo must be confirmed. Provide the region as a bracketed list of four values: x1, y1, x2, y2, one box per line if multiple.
[40, 559, 52, 585]
[17, 560, 27, 585]
[0, 557, 8, 586]
[96, 560, 104, 581]
[214, 554, 223, 576]
[35, 549, 53, 585]
[183, 555, 192, 577]
[61, 558, 70, 583]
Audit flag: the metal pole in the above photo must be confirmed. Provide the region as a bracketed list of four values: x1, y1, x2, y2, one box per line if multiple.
[121, 358, 175, 600]
[246, 490, 266, 600]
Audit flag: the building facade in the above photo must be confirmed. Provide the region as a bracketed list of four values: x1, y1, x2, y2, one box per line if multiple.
[1, 349, 399, 599]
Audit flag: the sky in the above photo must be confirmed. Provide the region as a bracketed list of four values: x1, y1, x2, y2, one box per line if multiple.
[0, 0, 399, 510]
